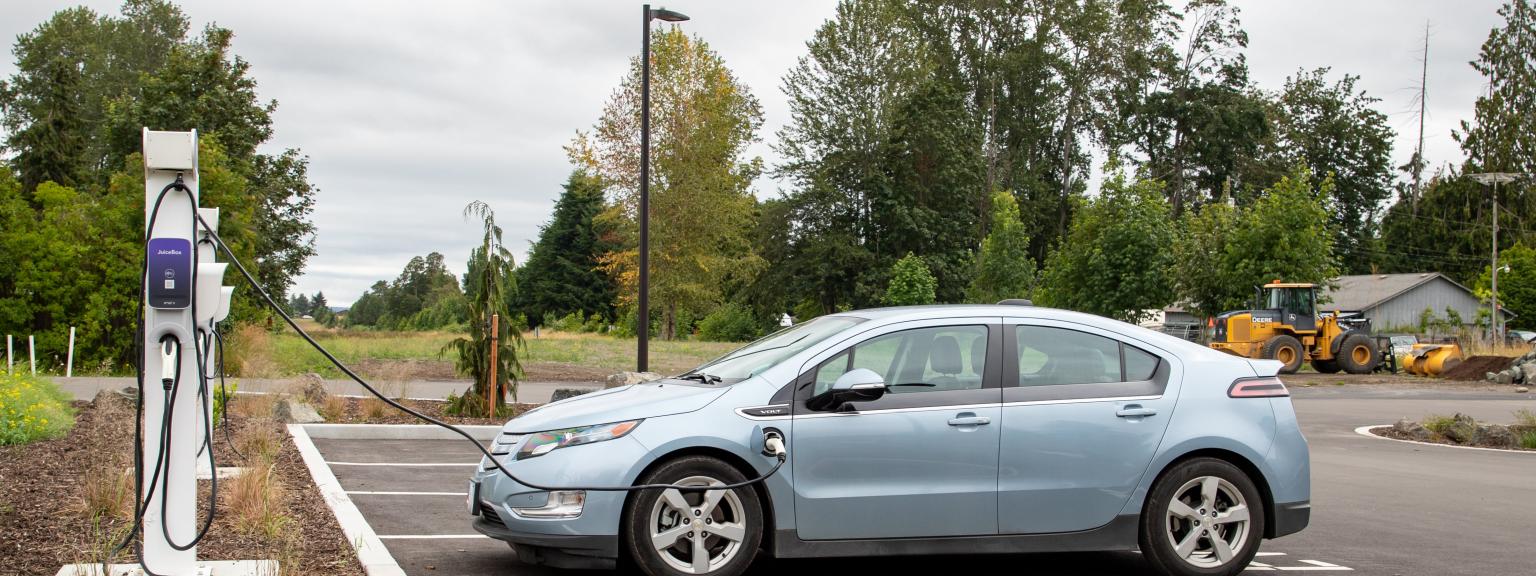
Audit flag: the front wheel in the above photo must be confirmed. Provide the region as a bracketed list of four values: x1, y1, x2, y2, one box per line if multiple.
[1337, 333, 1378, 374]
[624, 456, 763, 576]
[1139, 458, 1265, 576]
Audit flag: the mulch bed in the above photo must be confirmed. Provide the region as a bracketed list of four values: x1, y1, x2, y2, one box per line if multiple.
[0, 393, 366, 576]
[1372, 422, 1536, 452]
[1437, 355, 1515, 381]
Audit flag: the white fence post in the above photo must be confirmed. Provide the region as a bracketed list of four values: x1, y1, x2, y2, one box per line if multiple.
[67, 327, 76, 378]
[29, 335, 36, 375]
[5, 335, 11, 375]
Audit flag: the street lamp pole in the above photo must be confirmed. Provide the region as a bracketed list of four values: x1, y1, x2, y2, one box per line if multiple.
[638, 4, 688, 373]
[1471, 172, 1526, 341]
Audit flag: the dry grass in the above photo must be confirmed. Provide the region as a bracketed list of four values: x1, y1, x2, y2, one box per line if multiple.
[227, 324, 280, 378]
[79, 466, 134, 522]
[224, 464, 291, 539]
[230, 390, 276, 421]
[1514, 408, 1536, 428]
[1460, 339, 1534, 358]
[318, 394, 348, 421]
[69, 514, 133, 573]
[235, 421, 283, 466]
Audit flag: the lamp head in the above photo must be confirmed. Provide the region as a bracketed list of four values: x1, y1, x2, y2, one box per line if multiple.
[649, 7, 689, 22]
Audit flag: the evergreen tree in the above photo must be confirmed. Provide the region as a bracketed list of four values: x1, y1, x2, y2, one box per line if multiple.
[517, 171, 615, 327]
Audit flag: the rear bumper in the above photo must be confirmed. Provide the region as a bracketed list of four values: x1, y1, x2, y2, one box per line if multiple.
[1270, 500, 1310, 538]
[472, 517, 618, 570]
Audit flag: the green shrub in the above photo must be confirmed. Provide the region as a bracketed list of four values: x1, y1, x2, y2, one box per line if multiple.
[213, 380, 238, 425]
[0, 373, 75, 445]
[1421, 414, 1455, 436]
[698, 304, 759, 342]
[1520, 430, 1536, 450]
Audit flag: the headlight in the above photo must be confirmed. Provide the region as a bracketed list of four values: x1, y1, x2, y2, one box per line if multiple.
[516, 420, 642, 460]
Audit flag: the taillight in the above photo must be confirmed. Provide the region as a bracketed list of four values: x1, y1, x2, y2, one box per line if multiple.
[1228, 376, 1289, 398]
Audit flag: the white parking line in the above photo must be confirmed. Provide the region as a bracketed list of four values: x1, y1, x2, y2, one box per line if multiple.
[326, 461, 478, 467]
[376, 534, 491, 540]
[347, 491, 467, 496]
[1245, 553, 1352, 572]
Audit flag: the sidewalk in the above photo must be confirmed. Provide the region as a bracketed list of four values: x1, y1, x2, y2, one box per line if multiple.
[52, 376, 597, 404]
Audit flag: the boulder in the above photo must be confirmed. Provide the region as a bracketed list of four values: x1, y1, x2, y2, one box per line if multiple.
[1517, 386, 1530, 394]
[550, 388, 596, 402]
[1486, 372, 1498, 382]
[115, 385, 140, 402]
[605, 371, 663, 389]
[1522, 363, 1536, 385]
[1443, 413, 1479, 444]
[1496, 370, 1514, 385]
[1476, 424, 1517, 448]
[272, 398, 325, 424]
[1393, 418, 1435, 442]
[295, 373, 329, 405]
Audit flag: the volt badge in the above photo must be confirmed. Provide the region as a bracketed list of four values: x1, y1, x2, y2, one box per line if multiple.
[147, 237, 193, 309]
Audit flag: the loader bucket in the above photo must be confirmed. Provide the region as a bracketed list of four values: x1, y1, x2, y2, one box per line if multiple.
[1403, 343, 1463, 377]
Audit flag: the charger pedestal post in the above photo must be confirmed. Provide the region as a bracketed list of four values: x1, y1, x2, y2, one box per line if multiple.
[57, 129, 272, 575]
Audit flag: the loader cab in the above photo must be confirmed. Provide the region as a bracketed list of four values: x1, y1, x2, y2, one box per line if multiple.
[1261, 283, 1318, 333]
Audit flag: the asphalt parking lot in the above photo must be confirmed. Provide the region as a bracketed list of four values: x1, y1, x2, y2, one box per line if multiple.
[305, 386, 1536, 576]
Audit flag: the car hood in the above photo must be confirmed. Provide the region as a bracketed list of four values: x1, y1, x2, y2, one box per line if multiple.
[502, 380, 728, 433]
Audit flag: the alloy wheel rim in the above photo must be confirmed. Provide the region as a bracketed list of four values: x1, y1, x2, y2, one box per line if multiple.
[648, 476, 746, 574]
[1165, 475, 1250, 568]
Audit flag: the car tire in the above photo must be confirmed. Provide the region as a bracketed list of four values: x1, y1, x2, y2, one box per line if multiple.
[1336, 333, 1377, 374]
[624, 456, 763, 576]
[1310, 358, 1340, 374]
[1262, 335, 1304, 374]
[1139, 457, 1266, 576]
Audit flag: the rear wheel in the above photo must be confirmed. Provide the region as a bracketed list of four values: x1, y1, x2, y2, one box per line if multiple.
[1310, 358, 1340, 374]
[1262, 335, 1304, 374]
[624, 456, 762, 576]
[1337, 334, 1378, 374]
[1140, 458, 1265, 576]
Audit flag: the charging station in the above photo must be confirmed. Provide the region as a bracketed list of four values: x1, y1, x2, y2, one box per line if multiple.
[57, 129, 271, 576]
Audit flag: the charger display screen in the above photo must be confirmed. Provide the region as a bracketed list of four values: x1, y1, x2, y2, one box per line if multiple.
[147, 238, 192, 309]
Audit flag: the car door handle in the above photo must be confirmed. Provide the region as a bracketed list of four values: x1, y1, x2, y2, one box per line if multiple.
[948, 415, 991, 426]
[1116, 405, 1158, 418]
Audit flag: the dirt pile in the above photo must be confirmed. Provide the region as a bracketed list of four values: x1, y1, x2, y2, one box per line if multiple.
[1439, 355, 1514, 381]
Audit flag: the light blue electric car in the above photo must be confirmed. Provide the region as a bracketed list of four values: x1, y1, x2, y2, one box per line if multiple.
[469, 304, 1310, 576]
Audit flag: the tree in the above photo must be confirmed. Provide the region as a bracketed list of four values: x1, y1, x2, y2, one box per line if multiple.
[884, 253, 937, 306]
[1221, 167, 1340, 299]
[968, 191, 1035, 303]
[1270, 68, 1395, 274]
[441, 202, 523, 416]
[1171, 196, 1240, 320]
[1455, 0, 1536, 179]
[1477, 243, 1536, 330]
[1036, 172, 1176, 323]
[516, 171, 615, 328]
[571, 28, 765, 339]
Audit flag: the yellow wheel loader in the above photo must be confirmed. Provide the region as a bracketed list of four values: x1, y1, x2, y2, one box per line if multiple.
[1208, 282, 1380, 375]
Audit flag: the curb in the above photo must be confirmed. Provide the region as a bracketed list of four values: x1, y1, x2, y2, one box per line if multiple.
[287, 424, 408, 576]
[301, 423, 501, 441]
[1353, 425, 1536, 454]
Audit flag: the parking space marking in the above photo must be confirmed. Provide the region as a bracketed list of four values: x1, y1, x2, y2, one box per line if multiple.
[1245, 553, 1353, 572]
[377, 534, 490, 540]
[327, 461, 478, 467]
[347, 491, 467, 496]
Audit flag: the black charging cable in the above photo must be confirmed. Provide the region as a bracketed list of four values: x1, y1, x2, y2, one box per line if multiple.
[193, 210, 787, 493]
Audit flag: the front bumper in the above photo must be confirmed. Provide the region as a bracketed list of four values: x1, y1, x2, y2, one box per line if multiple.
[1270, 500, 1310, 538]
[472, 516, 618, 570]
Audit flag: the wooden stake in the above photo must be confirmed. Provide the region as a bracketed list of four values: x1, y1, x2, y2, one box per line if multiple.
[488, 313, 500, 417]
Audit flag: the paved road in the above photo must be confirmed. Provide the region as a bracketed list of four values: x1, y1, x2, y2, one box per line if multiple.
[305, 386, 1536, 576]
[53, 376, 600, 404]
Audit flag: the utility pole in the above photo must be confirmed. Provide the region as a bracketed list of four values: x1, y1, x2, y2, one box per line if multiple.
[1471, 172, 1525, 341]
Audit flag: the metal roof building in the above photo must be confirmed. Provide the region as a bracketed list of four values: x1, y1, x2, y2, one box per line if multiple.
[1318, 273, 1510, 331]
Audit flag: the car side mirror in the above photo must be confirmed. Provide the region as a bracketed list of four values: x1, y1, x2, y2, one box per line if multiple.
[808, 368, 888, 412]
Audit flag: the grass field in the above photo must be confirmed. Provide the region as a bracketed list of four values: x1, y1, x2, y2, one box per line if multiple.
[233, 321, 740, 381]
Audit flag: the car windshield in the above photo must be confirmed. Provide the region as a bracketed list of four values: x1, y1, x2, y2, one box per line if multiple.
[684, 316, 864, 381]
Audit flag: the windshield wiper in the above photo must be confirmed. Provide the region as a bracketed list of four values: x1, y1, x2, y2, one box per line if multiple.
[677, 373, 723, 385]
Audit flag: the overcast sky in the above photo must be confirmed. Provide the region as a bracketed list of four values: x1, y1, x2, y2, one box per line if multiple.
[0, 1, 1509, 305]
